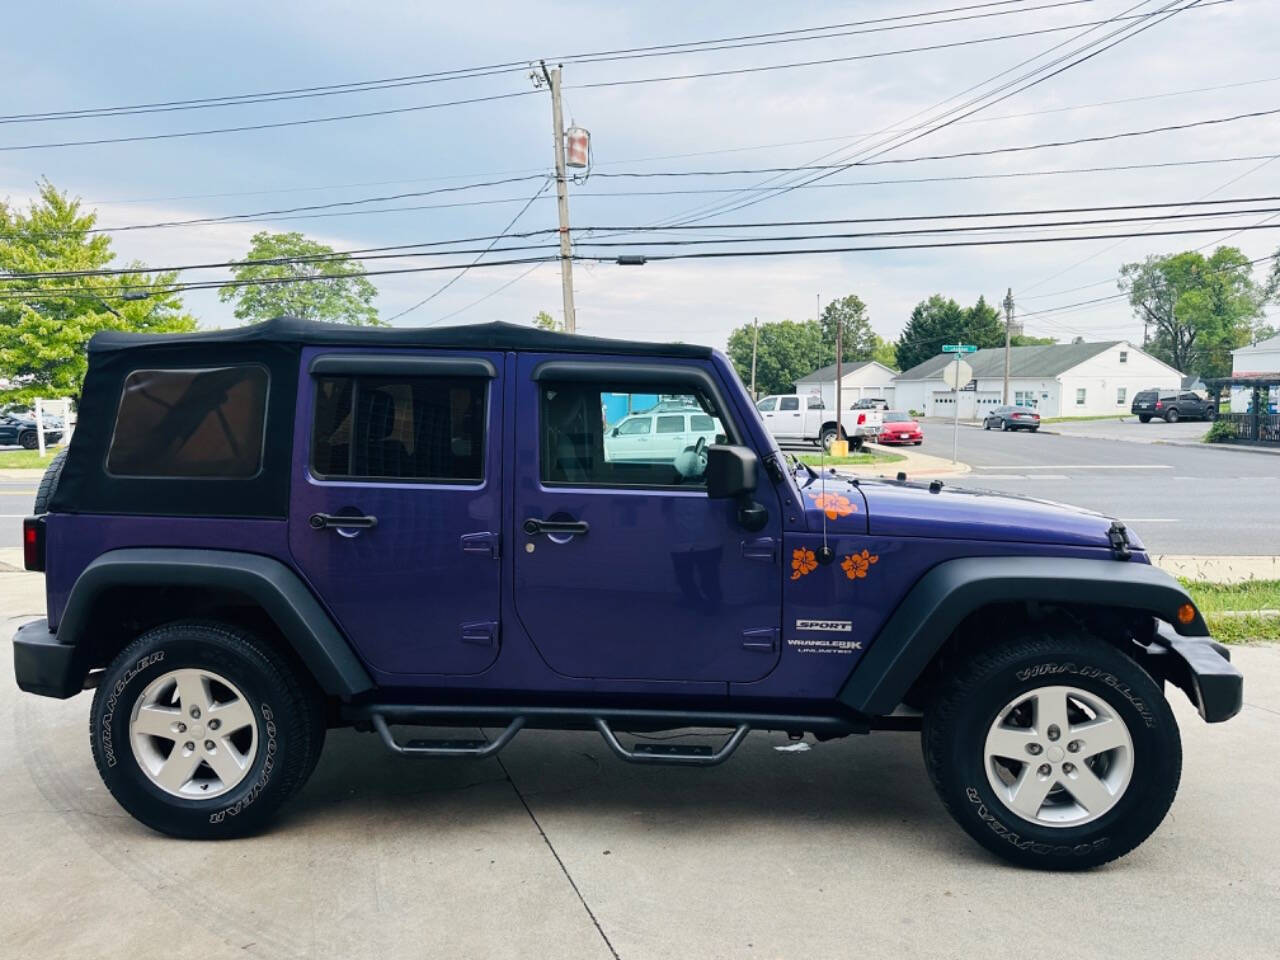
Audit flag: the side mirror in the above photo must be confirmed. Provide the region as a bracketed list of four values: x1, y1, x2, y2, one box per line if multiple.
[705, 445, 758, 499]
[610, 427, 619, 437]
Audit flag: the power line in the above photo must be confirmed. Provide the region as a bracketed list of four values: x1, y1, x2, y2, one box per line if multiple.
[11, 195, 1280, 283]
[615, 0, 1194, 232]
[1, 2, 1089, 125]
[385, 178, 552, 322]
[0, 89, 539, 152]
[656, 0, 1205, 227]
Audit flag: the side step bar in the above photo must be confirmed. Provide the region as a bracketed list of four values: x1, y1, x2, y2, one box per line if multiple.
[359, 704, 870, 766]
[594, 717, 750, 767]
[371, 713, 525, 758]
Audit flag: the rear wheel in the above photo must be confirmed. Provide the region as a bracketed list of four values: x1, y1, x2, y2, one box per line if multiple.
[1165, 408, 1179, 423]
[33, 448, 69, 513]
[984, 419, 992, 430]
[90, 621, 323, 838]
[923, 631, 1180, 869]
[19, 430, 38, 450]
[1001, 420, 1011, 432]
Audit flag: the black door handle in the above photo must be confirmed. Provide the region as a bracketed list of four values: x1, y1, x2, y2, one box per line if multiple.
[309, 512, 378, 531]
[523, 518, 589, 536]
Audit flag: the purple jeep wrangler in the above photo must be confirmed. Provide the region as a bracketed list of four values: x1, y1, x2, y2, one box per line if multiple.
[13, 318, 1241, 868]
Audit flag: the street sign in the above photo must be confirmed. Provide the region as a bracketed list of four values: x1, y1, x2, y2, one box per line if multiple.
[941, 358, 973, 389]
[942, 343, 977, 354]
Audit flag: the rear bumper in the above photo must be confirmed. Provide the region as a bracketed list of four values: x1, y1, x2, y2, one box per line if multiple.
[1144, 626, 1243, 723]
[12, 618, 83, 699]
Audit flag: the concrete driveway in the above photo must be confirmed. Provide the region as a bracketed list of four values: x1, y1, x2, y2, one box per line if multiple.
[2, 566, 1277, 960]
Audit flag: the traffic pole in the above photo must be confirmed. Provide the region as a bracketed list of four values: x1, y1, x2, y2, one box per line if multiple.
[952, 357, 960, 465]
[1003, 287, 1014, 405]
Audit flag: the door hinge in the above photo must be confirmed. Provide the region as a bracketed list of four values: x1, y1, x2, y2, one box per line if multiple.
[741, 537, 777, 562]
[460, 620, 499, 647]
[741, 627, 778, 652]
[460, 531, 500, 559]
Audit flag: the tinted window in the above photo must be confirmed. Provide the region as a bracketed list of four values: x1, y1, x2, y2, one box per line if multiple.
[756, 397, 776, 412]
[883, 411, 910, 421]
[807, 396, 824, 409]
[543, 385, 728, 487]
[312, 375, 486, 482]
[107, 366, 268, 478]
[779, 397, 799, 411]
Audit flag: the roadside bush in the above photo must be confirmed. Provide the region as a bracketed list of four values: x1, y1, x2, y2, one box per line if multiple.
[1204, 419, 1236, 444]
[909, 409, 923, 417]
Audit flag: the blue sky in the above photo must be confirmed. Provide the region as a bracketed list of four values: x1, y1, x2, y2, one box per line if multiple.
[2, 0, 1276, 352]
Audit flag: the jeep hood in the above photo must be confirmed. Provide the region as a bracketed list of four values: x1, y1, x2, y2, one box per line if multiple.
[854, 478, 1143, 550]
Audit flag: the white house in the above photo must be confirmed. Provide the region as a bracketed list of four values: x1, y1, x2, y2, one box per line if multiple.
[892, 341, 1183, 419]
[793, 360, 898, 409]
[1228, 333, 1280, 412]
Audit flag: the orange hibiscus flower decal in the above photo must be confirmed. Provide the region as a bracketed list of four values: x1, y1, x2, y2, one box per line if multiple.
[790, 547, 818, 580]
[841, 549, 879, 580]
[809, 492, 857, 520]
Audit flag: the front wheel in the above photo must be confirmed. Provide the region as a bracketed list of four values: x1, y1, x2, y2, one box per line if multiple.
[90, 621, 324, 839]
[1138, 415, 1151, 423]
[923, 631, 1181, 869]
[984, 419, 992, 430]
[820, 427, 840, 453]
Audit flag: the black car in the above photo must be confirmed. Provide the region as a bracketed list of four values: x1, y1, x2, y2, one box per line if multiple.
[983, 404, 1041, 431]
[1131, 389, 1216, 423]
[0, 414, 62, 449]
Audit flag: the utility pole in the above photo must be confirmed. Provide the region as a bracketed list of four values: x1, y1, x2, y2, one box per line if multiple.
[835, 306, 844, 437]
[1002, 287, 1014, 405]
[750, 317, 759, 399]
[540, 61, 576, 334]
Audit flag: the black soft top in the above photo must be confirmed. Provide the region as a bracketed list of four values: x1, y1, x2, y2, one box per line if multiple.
[89, 316, 715, 359]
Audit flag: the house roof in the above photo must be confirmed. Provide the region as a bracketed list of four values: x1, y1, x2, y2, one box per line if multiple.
[893, 341, 1121, 381]
[794, 359, 881, 382]
[1233, 332, 1280, 355]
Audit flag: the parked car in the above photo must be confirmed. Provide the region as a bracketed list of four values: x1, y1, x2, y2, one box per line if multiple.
[983, 404, 1041, 432]
[876, 410, 923, 445]
[1131, 389, 1217, 423]
[756, 393, 882, 451]
[603, 407, 723, 471]
[14, 317, 1240, 870]
[0, 413, 63, 449]
[851, 397, 889, 410]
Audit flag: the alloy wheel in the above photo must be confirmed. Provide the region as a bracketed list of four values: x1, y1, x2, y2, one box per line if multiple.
[129, 667, 258, 799]
[983, 685, 1134, 827]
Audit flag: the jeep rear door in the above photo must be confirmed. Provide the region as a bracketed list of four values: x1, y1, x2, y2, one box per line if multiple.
[288, 349, 504, 677]
[512, 355, 782, 683]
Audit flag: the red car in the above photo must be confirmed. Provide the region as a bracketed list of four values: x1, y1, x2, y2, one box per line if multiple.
[877, 410, 923, 445]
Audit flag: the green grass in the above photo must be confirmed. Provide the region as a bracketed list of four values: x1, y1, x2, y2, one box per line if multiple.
[1180, 579, 1280, 643]
[0, 449, 60, 469]
[797, 449, 906, 467]
[1038, 414, 1130, 424]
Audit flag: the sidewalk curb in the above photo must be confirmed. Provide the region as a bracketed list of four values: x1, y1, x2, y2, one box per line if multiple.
[0, 469, 43, 481]
[1153, 439, 1280, 457]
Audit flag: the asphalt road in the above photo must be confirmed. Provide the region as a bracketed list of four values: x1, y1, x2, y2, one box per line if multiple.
[0, 482, 37, 544]
[908, 418, 1280, 555]
[1, 559, 1276, 960]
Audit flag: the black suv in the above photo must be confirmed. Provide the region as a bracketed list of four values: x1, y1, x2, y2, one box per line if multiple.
[1131, 390, 1216, 423]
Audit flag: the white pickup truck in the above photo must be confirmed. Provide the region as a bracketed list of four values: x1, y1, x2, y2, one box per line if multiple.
[755, 393, 882, 452]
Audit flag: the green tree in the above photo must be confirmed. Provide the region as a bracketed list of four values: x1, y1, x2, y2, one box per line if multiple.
[1119, 246, 1266, 377]
[894, 294, 1007, 372]
[726, 319, 824, 397]
[1011, 334, 1057, 346]
[819, 294, 876, 363]
[0, 181, 196, 403]
[219, 231, 380, 326]
[870, 334, 897, 370]
[532, 309, 562, 331]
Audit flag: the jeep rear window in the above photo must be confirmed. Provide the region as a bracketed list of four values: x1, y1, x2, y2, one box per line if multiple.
[106, 366, 269, 478]
[311, 375, 486, 483]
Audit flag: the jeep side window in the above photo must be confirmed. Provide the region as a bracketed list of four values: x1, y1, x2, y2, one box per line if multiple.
[311, 374, 486, 482]
[106, 366, 269, 478]
[543, 384, 727, 486]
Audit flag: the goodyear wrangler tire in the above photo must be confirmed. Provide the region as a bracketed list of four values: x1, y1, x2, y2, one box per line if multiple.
[89, 621, 321, 839]
[922, 631, 1181, 870]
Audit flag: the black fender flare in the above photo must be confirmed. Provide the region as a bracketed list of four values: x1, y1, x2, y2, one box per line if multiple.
[53, 548, 374, 698]
[838, 556, 1205, 716]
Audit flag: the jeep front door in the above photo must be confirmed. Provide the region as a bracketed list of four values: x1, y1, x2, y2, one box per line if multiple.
[288, 349, 503, 677]
[512, 356, 782, 683]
